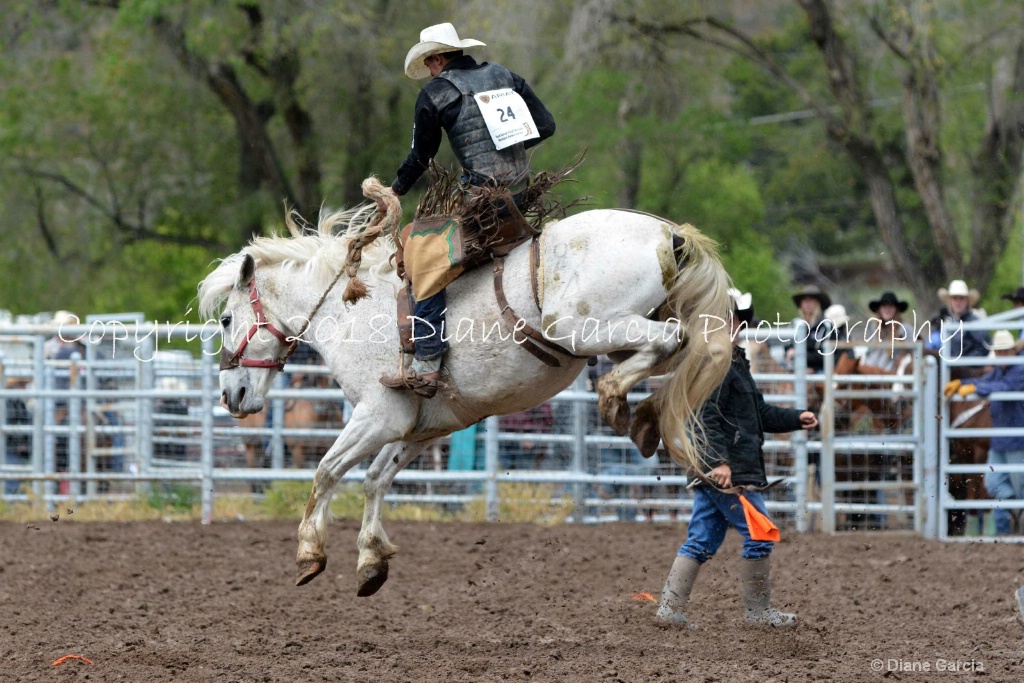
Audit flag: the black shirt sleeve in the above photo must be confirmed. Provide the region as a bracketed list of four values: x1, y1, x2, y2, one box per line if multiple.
[391, 87, 445, 196]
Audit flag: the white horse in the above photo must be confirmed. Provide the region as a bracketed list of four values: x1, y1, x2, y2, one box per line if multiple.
[198, 186, 732, 596]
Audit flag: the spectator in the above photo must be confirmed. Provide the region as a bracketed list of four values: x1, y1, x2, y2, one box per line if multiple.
[657, 293, 818, 627]
[944, 330, 1024, 535]
[926, 279, 990, 358]
[785, 284, 831, 372]
[1000, 286, 1024, 350]
[3, 377, 32, 495]
[863, 291, 911, 372]
[499, 403, 554, 471]
[782, 284, 831, 374]
[43, 311, 84, 361]
[821, 304, 857, 364]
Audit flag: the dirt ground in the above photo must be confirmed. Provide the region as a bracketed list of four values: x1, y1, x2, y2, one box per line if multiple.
[1, 519, 1022, 682]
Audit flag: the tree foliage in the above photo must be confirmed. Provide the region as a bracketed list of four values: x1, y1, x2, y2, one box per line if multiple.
[1, 0, 1023, 325]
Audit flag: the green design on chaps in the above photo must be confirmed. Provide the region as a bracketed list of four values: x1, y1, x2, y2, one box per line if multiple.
[410, 219, 461, 265]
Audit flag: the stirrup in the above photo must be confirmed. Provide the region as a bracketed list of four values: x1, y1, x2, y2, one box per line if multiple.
[379, 369, 442, 398]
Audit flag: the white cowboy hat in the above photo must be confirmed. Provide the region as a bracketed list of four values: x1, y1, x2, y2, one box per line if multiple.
[937, 279, 980, 307]
[50, 310, 78, 326]
[824, 304, 850, 329]
[728, 288, 753, 312]
[987, 329, 1016, 353]
[404, 23, 486, 80]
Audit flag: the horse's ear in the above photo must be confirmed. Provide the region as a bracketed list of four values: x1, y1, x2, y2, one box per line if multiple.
[236, 254, 255, 290]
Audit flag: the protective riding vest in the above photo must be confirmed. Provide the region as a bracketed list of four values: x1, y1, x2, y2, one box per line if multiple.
[431, 63, 529, 184]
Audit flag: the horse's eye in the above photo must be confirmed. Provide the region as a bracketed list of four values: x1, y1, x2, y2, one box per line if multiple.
[221, 314, 232, 328]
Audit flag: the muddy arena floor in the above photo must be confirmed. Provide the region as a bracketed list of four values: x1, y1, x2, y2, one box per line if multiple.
[2, 519, 1023, 682]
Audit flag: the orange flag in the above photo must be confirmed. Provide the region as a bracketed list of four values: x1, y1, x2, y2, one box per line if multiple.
[738, 492, 780, 542]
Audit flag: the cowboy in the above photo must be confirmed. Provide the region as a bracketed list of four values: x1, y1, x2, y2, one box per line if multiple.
[862, 291, 911, 371]
[944, 330, 1024, 535]
[657, 292, 818, 628]
[820, 303, 857, 363]
[1001, 287, 1024, 349]
[785, 284, 831, 372]
[926, 279, 990, 358]
[381, 23, 556, 398]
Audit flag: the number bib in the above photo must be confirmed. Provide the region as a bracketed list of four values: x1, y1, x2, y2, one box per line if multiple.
[474, 88, 540, 151]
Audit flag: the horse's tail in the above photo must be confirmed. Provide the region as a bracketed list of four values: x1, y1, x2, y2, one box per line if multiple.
[657, 223, 733, 474]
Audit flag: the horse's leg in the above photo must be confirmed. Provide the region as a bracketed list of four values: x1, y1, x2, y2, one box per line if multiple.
[295, 404, 414, 586]
[355, 440, 430, 597]
[630, 392, 663, 458]
[551, 315, 682, 436]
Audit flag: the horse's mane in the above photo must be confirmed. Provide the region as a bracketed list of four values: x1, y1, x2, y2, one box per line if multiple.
[198, 204, 396, 319]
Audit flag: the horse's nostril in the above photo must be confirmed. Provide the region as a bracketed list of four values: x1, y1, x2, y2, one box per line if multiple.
[239, 387, 246, 404]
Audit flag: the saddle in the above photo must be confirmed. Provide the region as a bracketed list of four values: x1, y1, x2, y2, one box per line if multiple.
[389, 162, 589, 376]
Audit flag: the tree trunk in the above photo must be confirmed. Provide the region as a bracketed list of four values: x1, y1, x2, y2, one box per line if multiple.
[968, 40, 1024, 291]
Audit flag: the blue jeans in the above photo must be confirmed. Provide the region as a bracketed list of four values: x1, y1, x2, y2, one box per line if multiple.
[985, 449, 1024, 500]
[985, 449, 1024, 534]
[679, 486, 775, 563]
[412, 290, 448, 361]
[4, 449, 29, 495]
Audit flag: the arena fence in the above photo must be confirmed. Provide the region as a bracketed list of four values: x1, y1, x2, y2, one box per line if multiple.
[0, 319, 979, 540]
[939, 309, 1024, 542]
[819, 341, 935, 537]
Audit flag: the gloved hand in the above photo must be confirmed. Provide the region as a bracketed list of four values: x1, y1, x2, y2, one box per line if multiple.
[943, 379, 962, 398]
[957, 383, 977, 398]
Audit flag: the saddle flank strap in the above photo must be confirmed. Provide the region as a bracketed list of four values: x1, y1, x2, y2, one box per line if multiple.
[492, 253, 589, 368]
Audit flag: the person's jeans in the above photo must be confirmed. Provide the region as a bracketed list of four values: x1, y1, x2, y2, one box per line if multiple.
[678, 486, 775, 563]
[412, 290, 448, 361]
[4, 449, 29, 495]
[984, 449, 1024, 534]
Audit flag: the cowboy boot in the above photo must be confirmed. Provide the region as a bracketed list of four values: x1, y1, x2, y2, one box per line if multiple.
[380, 357, 443, 398]
[655, 556, 701, 627]
[739, 556, 796, 627]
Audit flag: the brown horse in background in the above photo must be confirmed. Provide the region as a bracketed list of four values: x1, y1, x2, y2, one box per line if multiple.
[833, 353, 914, 433]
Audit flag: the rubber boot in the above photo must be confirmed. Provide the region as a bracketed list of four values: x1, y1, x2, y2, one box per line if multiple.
[655, 556, 701, 627]
[739, 556, 796, 627]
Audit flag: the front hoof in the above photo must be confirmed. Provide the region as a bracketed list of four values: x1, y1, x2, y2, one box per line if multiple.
[356, 561, 390, 597]
[599, 395, 631, 436]
[295, 556, 327, 586]
[631, 418, 661, 458]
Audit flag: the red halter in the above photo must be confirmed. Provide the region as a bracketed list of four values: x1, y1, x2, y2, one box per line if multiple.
[219, 279, 298, 371]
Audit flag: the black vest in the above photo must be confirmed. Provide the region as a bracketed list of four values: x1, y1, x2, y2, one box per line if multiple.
[431, 62, 529, 183]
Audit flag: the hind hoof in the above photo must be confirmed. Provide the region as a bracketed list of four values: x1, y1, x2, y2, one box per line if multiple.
[295, 557, 327, 586]
[631, 419, 662, 458]
[599, 395, 631, 436]
[356, 561, 390, 597]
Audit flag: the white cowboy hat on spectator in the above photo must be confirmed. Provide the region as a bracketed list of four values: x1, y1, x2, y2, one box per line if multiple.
[404, 23, 486, 80]
[728, 288, 752, 312]
[937, 279, 980, 307]
[50, 310, 78, 326]
[824, 304, 850, 328]
[728, 288, 755, 324]
[986, 329, 1016, 353]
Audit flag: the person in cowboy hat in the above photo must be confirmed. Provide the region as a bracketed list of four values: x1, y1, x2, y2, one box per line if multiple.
[818, 304, 857, 363]
[1001, 286, 1024, 307]
[944, 329, 1024, 535]
[926, 279, 990, 358]
[656, 290, 818, 628]
[1000, 286, 1024, 349]
[862, 291, 911, 372]
[785, 284, 831, 372]
[381, 23, 557, 397]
